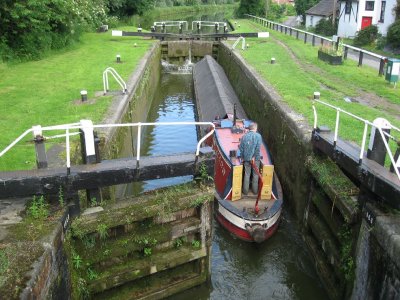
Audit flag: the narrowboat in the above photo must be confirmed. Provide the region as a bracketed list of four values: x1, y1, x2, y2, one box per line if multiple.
[193, 55, 283, 243]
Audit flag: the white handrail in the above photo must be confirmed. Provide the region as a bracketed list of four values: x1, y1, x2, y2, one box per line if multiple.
[1, 121, 215, 173]
[232, 37, 245, 50]
[312, 99, 400, 181]
[191, 21, 226, 31]
[103, 67, 127, 95]
[154, 21, 188, 30]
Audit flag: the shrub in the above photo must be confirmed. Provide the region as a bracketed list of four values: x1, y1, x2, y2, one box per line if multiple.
[387, 20, 400, 49]
[353, 25, 379, 46]
[315, 18, 337, 36]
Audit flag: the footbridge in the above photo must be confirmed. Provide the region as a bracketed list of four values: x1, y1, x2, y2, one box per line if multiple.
[0, 121, 215, 199]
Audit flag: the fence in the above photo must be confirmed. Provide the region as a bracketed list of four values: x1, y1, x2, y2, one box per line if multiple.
[245, 14, 387, 76]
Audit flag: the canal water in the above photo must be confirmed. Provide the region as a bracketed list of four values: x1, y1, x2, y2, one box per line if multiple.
[121, 69, 328, 299]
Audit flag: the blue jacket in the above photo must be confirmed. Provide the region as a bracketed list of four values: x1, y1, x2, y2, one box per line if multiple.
[239, 131, 262, 162]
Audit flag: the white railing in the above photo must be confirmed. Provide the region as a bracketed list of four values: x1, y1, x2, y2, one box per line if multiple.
[232, 36, 246, 50]
[191, 21, 226, 31]
[312, 100, 400, 181]
[0, 121, 215, 173]
[103, 67, 127, 95]
[154, 21, 188, 31]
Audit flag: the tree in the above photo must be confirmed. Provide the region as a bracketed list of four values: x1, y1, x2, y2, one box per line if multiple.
[237, 0, 264, 16]
[295, 0, 319, 24]
[107, 0, 155, 16]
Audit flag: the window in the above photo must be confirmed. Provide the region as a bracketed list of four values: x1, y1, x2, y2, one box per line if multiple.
[365, 1, 374, 11]
[379, 1, 386, 22]
[345, 1, 351, 14]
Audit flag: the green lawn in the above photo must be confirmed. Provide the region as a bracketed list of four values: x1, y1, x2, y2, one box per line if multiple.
[230, 19, 400, 148]
[0, 29, 154, 171]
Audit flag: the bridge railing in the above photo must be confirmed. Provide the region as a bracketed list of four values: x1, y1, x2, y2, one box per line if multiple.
[245, 14, 387, 76]
[0, 121, 215, 173]
[312, 100, 400, 181]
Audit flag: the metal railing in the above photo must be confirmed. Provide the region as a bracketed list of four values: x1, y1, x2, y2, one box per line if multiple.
[191, 21, 227, 31]
[0, 121, 215, 173]
[103, 67, 127, 95]
[154, 21, 189, 31]
[245, 14, 387, 76]
[312, 100, 400, 181]
[232, 37, 246, 50]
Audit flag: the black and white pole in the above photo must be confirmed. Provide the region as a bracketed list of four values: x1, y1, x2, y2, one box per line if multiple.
[116, 54, 121, 63]
[179, 22, 183, 34]
[313, 92, 320, 100]
[197, 22, 201, 34]
[80, 119, 101, 203]
[138, 23, 142, 33]
[271, 57, 276, 64]
[32, 125, 48, 169]
[367, 118, 391, 166]
[80, 90, 87, 102]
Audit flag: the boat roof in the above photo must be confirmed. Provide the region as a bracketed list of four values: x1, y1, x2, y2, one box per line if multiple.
[193, 55, 247, 122]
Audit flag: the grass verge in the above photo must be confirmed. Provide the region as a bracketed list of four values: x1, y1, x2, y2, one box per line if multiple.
[0, 30, 155, 171]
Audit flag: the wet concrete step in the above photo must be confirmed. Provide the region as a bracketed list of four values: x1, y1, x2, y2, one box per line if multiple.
[88, 246, 207, 293]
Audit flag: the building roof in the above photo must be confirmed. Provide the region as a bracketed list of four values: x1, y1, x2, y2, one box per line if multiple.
[305, 0, 335, 17]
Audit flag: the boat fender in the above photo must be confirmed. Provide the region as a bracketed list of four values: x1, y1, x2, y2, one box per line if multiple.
[245, 223, 266, 243]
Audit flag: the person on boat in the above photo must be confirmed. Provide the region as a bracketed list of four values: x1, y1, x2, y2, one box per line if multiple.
[239, 122, 262, 195]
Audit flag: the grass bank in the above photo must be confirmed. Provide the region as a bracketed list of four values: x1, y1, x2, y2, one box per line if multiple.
[0, 30, 154, 171]
[230, 19, 400, 147]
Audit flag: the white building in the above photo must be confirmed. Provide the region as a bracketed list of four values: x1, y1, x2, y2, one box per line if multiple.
[337, 0, 397, 37]
[305, 0, 335, 29]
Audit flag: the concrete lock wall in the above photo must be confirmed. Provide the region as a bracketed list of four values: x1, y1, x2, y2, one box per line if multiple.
[217, 42, 400, 299]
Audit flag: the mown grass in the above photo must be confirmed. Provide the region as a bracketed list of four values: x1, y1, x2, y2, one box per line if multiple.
[229, 19, 400, 147]
[0, 29, 155, 171]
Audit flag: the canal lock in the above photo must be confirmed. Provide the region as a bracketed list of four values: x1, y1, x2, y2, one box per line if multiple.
[11, 40, 400, 299]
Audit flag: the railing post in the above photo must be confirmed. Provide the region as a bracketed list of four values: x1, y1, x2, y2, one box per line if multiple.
[290, 28, 292, 36]
[80, 119, 101, 203]
[390, 144, 400, 173]
[136, 123, 142, 168]
[344, 46, 348, 59]
[304, 33, 307, 44]
[379, 58, 385, 76]
[367, 118, 391, 166]
[280, 25, 283, 33]
[312, 35, 315, 46]
[358, 51, 364, 66]
[32, 125, 48, 169]
[296, 30, 299, 39]
[285, 27, 287, 34]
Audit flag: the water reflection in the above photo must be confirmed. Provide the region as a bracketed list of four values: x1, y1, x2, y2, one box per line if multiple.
[125, 73, 197, 196]
[171, 209, 328, 300]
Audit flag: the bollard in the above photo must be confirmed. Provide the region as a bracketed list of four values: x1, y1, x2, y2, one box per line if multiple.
[344, 46, 348, 59]
[80, 90, 87, 102]
[32, 125, 48, 169]
[271, 58, 276, 64]
[246, 43, 249, 49]
[367, 118, 391, 166]
[313, 91, 320, 100]
[137, 23, 142, 33]
[238, 24, 241, 28]
[215, 23, 219, 33]
[116, 54, 121, 63]
[162, 22, 166, 33]
[224, 24, 227, 33]
[179, 22, 183, 34]
[134, 43, 137, 47]
[197, 22, 201, 34]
